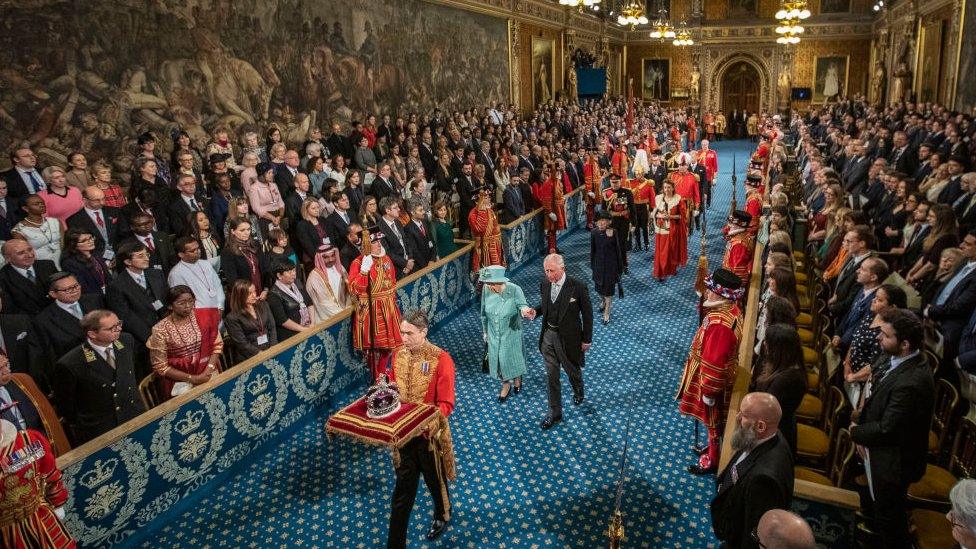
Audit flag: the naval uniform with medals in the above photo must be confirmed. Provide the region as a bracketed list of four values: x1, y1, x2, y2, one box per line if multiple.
[603, 175, 636, 272]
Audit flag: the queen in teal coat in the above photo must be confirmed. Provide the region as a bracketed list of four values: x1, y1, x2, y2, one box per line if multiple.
[479, 265, 530, 400]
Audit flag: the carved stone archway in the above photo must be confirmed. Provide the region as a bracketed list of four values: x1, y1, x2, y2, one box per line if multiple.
[703, 50, 773, 114]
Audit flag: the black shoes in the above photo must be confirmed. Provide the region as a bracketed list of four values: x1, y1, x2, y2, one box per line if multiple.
[687, 463, 717, 475]
[498, 382, 511, 403]
[513, 378, 522, 395]
[541, 415, 562, 430]
[574, 392, 584, 406]
[426, 519, 447, 540]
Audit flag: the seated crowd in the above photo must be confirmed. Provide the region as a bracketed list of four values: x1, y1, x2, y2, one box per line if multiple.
[744, 97, 976, 548]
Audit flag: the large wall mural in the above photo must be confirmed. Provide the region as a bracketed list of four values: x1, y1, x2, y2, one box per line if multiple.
[0, 0, 509, 170]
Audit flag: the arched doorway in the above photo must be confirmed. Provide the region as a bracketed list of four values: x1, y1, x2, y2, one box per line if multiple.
[721, 61, 761, 114]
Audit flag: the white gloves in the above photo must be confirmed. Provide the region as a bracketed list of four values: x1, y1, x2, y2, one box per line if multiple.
[360, 255, 374, 274]
[549, 212, 557, 221]
[702, 395, 715, 407]
[587, 191, 596, 198]
[55, 507, 66, 520]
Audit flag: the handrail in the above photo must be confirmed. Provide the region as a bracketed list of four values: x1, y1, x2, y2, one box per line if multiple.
[717, 216, 860, 511]
[499, 185, 583, 230]
[56, 240, 476, 469]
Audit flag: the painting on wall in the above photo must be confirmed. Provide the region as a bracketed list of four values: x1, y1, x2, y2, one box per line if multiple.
[728, 0, 758, 17]
[531, 36, 556, 106]
[0, 0, 510, 174]
[819, 0, 850, 13]
[917, 18, 947, 104]
[610, 50, 623, 96]
[641, 58, 671, 101]
[812, 55, 849, 103]
[957, 0, 976, 111]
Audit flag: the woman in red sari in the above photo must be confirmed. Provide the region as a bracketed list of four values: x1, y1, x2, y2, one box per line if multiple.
[653, 179, 688, 282]
[147, 285, 224, 400]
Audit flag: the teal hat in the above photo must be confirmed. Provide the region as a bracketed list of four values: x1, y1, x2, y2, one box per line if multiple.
[479, 265, 509, 284]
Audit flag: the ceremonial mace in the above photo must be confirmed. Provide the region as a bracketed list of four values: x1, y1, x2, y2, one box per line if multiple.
[607, 420, 631, 548]
[729, 155, 738, 215]
[691, 215, 709, 455]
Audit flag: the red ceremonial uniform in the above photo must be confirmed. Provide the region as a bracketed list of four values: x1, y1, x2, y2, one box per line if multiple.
[686, 117, 698, 149]
[652, 194, 687, 279]
[469, 203, 505, 272]
[0, 429, 75, 549]
[533, 176, 567, 252]
[391, 342, 456, 418]
[628, 177, 655, 205]
[744, 190, 763, 236]
[676, 300, 741, 468]
[723, 231, 754, 287]
[611, 148, 628, 178]
[349, 252, 403, 378]
[697, 149, 719, 184]
[583, 159, 602, 228]
[671, 171, 700, 212]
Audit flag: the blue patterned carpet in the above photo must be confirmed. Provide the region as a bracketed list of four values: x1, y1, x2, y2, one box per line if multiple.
[129, 140, 755, 548]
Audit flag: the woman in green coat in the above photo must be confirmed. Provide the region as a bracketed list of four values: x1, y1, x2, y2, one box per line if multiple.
[479, 265, 530, 402]
[432, 201, 457, 259]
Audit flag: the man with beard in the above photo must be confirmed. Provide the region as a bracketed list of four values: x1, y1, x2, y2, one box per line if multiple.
[710, 392, 794, 549]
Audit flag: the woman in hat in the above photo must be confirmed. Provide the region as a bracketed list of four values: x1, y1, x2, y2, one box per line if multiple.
[479, 265, 530, 401]
[590, 210, 623, 324]
[653, 178, 688, 282]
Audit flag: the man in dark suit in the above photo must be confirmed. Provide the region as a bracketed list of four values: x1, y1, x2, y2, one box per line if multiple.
[1, 145, 46, 202]
[925, 230, 976, 360]
[842, 145, 871, 195]
[0, 239, 57, 315]
[476, 141, 497, 187]
[828, 226, 875, 321]
[377, 197, 413, 278]
[66, 186, 124, 261]
[851, 308, 934, 549]
[30, 272, 104, 388]
[913, 143, 936, 186]
[528, 254, 593, 430]
[166, 173, 208, 237]
[403, 199, 436, 269]
[0, 298, 32, 380]
[711, 392, 794, 549]
[53, 310, 144, 445]
[120, 212, 177, 273]
[370, 163, 397, 202]
[835, 258, 887, 355]
[418, 133, 437, 179]
[454, 163, 477, 238]
[324, 192, 354, 247]
[105, 242, 169, 377]
[284, 173, 313, 227]
[274, 150, 301, 196]
[897, 202, 931, 270]
[0, 179, 17, 241]
[340, 222, 364, 273]
[501, 178, 526, 224]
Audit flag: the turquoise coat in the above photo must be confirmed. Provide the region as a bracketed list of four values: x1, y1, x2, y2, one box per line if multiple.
[480, 283, 529, 382]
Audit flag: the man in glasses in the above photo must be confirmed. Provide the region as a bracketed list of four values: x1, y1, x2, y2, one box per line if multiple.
[52, 309, 142, 445]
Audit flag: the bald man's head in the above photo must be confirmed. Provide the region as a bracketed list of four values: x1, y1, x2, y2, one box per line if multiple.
[731, 392, 782, 452]
[756, 509, 816, 549]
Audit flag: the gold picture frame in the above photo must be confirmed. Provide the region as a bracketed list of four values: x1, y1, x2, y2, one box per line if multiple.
[641, 58, 671, 102]
[531, 36, 556, 106]
[811, 55, 849, 103]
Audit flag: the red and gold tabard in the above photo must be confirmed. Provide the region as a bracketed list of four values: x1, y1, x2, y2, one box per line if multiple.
[390, 341, 457, 513]
[468, 203, 505, 272]
[686, 117, 698, 145]
[671, 171, 701, 215]
[697, 149, 719, 184]
[676, 301, 742, 428]
[628, 177, 655, 206]
[349, 253, 403, 351]
[0, 430, 75, 549]
[583, 159, 602, 206]
[533, 176, 567, 231]
[744, 190, 763, 236]
[723, 230, 755, 286]
[611, 147, 628, 178]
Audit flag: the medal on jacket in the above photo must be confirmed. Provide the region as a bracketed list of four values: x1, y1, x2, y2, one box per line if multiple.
[421, 360, 430, 375]
[1, 440, 44, 473]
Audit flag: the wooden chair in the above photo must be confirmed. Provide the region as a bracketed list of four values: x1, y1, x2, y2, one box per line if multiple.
[138, 373, 163, 411]
[908, 418, 976, 511]
[923, 349, 942, 378]
[910, 509, 956, 549]
[10, 373, 71, 457]
[795, 427, 856, 488]
[796, 364, 827, 424]
[796, 386, 849, 471]
[928, 378, 959, 460]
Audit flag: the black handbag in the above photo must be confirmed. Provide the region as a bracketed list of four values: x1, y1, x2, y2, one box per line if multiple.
[481, 345, 489, 374]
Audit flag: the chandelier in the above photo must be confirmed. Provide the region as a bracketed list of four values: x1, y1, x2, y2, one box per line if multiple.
[775, 0, 810, 44]
[617, 0, 648, 28]
[672, 20, 694, 46]
[559, 0, 601, 12]
[648, 8, 675, 39]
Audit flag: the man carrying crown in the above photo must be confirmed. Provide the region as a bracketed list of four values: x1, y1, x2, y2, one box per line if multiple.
[387, 309, 456, 548]
[670, 153, 701, 239]
[0, 414, 75, 548]
[604, 173, 636, 274]
[349, 226, 402, 381]
[723, 210, 755, 288]
[677, 268, 744, 475]
[468, 185, 505, 273]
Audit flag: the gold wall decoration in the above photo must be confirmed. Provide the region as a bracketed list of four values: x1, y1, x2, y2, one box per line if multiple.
[641, 58, 672, 101]
[531, 36, 557, 105]
[510, 19, 522, 110]
[812, 55, 850, 103]
[915, 17, 948, 104]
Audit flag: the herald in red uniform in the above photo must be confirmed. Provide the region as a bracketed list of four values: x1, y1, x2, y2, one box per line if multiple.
[349, 229, 403, 380]
[468, 188, 505, 272]
[697, 145, 719, 185]
[533, 170, 567, 253]
[676, 269, 743, 474]
[722, 210, 755, 288]
[0, 423, 75, 549]
[583, 153, 603, 229]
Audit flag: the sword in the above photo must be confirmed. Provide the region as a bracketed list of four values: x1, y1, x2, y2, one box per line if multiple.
[607, 419, 631, 548]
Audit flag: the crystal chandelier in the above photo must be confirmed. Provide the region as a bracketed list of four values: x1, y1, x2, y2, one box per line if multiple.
[559, 0, 601, 12]
[648, 7, 675, 39]
[672, 20, 694, 46]
[775, 0, 810, 44]
[617, 0, 648, 28]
